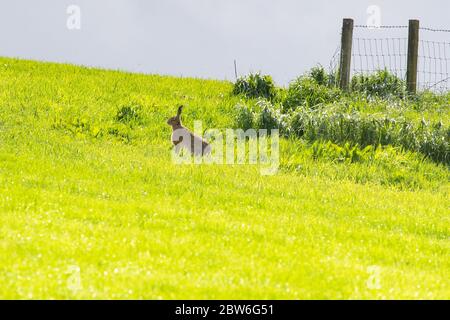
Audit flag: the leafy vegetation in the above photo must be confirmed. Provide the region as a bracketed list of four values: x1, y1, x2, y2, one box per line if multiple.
[290, 108, 448, 164]
[232, 72, 277, 101]
[283, 76, 341, 110]
[234, 67, 449, 165]
[281, 66, 342, 110]
[351, 70, 405, 99]
[0, 58, 448, 299]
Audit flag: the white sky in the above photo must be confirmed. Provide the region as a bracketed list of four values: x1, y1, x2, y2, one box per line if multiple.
[0, 0, 448, 85]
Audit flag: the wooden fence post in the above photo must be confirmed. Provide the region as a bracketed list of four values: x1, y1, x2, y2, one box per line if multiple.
[339, 18, 354, 91]
[407, 19, 420, 95]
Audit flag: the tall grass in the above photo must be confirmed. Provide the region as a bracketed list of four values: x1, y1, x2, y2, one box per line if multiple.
[282, 140, 448, 190]
[288, 108, 449, 165]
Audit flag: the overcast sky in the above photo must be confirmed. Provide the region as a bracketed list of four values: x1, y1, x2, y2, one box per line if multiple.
[0, 0, 448, 85]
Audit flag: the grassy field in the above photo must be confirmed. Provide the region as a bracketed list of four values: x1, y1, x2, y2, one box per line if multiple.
[0, 57, 449, 299]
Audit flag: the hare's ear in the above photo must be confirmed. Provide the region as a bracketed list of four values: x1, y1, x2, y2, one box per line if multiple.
[176, 105, 183, 119]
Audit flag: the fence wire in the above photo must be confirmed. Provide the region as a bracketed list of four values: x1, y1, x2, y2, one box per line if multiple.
[328, 45, 341, 85]
[329, 24, 450, 92]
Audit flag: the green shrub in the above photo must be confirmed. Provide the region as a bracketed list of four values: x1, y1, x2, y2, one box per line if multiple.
[309, 65, 330, 86]
[283, 76, 341, 111]
[233, 73, 277, 101]
[351, 70, 405, 99]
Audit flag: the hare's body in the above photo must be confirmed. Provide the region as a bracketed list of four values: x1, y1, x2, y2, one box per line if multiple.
[167, 106, 211, 156]
[172, 127, 211, 156]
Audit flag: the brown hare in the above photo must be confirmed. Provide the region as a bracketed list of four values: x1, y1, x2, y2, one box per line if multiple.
[167, 105, 211, 156]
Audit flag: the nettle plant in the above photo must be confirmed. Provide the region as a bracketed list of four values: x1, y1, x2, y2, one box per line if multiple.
[233, 72, 277, 101]
[351, 70, 406, 99]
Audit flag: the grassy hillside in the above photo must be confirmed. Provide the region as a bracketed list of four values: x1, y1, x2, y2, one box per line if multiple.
[0, 57, 448, 299]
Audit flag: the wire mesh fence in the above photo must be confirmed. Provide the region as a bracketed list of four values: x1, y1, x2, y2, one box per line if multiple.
[329, 23, 450, 93]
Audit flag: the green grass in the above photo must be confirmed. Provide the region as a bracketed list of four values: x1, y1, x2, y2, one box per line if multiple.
[0, 57, 449, 299]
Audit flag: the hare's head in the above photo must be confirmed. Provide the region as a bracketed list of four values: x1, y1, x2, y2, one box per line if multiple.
[167, 105, 183, 128]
